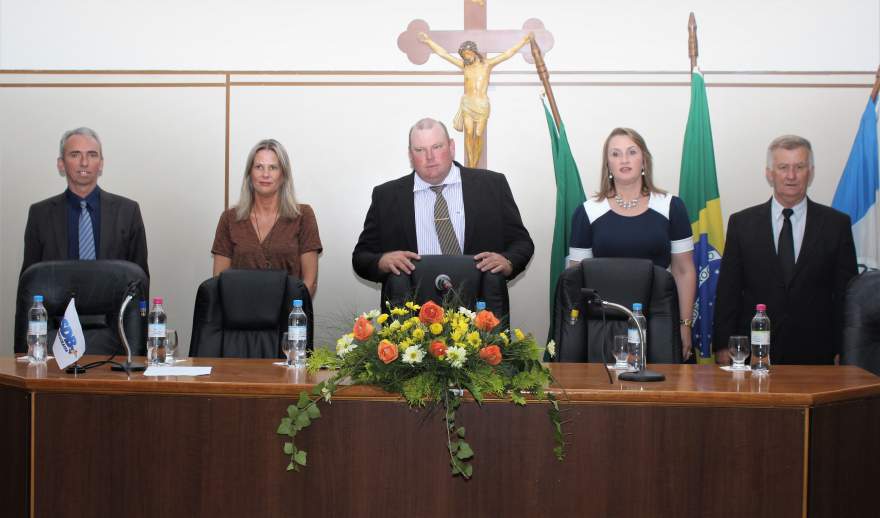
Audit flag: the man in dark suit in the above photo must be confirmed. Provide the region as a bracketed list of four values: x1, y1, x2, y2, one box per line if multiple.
[352, 117, 533, 284]
[713, 135, 856, 365]
[21, 127, 149, 277]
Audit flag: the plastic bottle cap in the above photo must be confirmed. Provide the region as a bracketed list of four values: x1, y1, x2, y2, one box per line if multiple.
[756, 304, 767, 311]
[153, 297, 164, 304]
[570, 309, 579, 318]
[475, 301, 486, 310]
[139, 300, 148, 308]
[33, 295, 44, 303]
[293, 299, 303, 308]
[632, 303, 643, 311]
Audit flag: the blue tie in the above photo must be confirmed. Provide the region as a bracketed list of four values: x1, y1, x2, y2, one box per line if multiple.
[78, 200, 96, 260]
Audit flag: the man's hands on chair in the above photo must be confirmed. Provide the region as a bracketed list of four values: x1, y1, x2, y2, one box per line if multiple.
[378, 250, 512, 277]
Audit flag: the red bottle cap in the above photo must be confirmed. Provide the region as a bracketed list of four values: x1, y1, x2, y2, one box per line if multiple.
[756, 304, 766, 311]
[153, 297, 164, 304]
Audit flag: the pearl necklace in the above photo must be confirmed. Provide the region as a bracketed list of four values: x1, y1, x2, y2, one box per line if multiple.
[614, 193, 640, 209]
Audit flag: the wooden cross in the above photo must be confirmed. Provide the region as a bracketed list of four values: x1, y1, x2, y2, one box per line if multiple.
[398, 0, 554, 168]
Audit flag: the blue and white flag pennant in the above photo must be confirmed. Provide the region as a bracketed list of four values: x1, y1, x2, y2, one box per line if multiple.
[53, 299, 86, 369]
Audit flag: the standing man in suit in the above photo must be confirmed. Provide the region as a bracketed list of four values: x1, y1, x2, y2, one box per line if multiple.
[352, 117, 533, 285]
[713, 135, 856, 365]
[21, 127, 149, 277]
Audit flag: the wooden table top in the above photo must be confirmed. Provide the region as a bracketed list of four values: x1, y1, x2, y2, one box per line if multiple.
[1, 356, 878, 407]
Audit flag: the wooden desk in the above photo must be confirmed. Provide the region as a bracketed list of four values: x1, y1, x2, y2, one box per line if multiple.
[1, 357, 878, 518]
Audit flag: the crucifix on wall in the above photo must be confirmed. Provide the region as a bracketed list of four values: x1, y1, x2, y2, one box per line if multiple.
[398, 0, 554, 169]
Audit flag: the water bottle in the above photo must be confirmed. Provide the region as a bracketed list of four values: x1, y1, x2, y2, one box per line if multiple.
[147, 297, 167, 366]
[288, 299, 308, 368]
[138, 300, 148, 318]
[750, 304, 771, 374]
[27, 295, 48, 364]
[627, 303, 647, 371]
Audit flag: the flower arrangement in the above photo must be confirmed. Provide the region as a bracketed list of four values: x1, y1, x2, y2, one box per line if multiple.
[276, 300, 564, 479]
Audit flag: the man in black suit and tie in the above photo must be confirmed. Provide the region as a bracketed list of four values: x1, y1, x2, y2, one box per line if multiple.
[352, 117, 533, 283]
[713, 135, 856, 365]
[20, 127, 149, 277]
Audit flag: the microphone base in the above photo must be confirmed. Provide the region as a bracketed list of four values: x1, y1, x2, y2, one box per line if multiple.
[111, 361, 147, 372]
[618, 369, 666, 382]
[64, 364, 87, 375]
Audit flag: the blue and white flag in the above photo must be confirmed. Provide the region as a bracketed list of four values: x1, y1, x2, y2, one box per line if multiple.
[53, 299, 86, 369]
[833, 98, 880, 271]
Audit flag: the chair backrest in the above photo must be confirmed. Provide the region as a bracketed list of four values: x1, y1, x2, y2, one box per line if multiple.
[14, 260, 148, 356]
[550, 258, 682, 363]
[840, 270, 880, 375]
[190, 269, 314, 358]
[380, 254, 509, 326]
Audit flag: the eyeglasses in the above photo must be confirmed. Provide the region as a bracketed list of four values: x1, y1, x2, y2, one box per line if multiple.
[774, 163, 810, 174]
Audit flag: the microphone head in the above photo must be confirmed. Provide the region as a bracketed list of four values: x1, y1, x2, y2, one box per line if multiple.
[435, 274, 453, 292]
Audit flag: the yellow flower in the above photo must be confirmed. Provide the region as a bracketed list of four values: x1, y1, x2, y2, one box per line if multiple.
[429, 323, 443, 335]
[499, 332, 509, 345]
[411, 327, 425, 341]
[466, 331, 481, 348]
[390, 307, 408, 316]
[514, 328, 525, 342]
[398, 338, 412, 351]
[450, 328, 463, 342]
[401, 320, 413, 331]
[405, 301, 421, 311]
[377, 313, 389, 325]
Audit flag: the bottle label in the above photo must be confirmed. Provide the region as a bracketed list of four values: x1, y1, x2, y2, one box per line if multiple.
[28, 321, 47, 335]
[751, 330, 770, 345]
[627, 328, 640, 344]
[149, 323, 166, 339]
[288, 326, 307, 341]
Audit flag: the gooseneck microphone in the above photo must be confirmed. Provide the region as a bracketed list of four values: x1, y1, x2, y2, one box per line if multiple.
[581, 288, 665, 382]
[111, 280, 146, 373]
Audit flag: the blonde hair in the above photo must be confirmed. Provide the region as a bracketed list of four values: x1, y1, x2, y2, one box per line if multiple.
[595, 127, 666, 201]
[234, 139, 300, 221]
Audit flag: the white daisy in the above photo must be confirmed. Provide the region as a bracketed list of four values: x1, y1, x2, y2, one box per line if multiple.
[445, 346, 467, 368]
[336, 333, 357, 358]
[402, 345, 426, 365]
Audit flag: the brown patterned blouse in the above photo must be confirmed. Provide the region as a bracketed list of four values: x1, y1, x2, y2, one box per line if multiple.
[211, 204, 322, 278]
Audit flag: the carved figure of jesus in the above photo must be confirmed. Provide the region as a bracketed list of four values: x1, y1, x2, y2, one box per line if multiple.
[419, 32, 531, 168]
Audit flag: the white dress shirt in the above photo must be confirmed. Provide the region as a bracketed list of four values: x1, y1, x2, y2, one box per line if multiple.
[413, 164, 466, 255]
[771, 196, 808, 261]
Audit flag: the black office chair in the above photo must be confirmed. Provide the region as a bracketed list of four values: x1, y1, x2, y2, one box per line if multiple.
[380, 254, 509, 325]
[840, 270, 880, 375]
[190, 269, 314, 358]
[14, 260, 148, 356]
[549, 258, 682, 363]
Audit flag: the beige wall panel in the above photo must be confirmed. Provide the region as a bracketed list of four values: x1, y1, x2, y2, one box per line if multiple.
[0, 86, 225, 356]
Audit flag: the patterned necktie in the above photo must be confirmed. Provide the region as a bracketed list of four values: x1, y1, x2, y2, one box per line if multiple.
[778, 208, 795, 284]
[430, 185, 461, 255]
[78, 200, 96, 260]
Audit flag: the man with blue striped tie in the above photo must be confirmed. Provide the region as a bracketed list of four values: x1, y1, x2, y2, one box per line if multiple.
[20, 127, 149, 277]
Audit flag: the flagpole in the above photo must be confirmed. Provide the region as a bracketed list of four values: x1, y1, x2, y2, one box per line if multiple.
[688, 12, 698, 72]
[870, 65, 880, 102]
[529, 36, 562, 130]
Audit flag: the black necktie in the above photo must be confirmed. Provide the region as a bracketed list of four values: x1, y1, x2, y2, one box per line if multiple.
[430, 185, 461, 255]
[778, 208, 795, 284]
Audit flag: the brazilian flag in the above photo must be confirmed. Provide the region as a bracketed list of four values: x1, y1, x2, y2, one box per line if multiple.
[678, 71, 725, 361]
[544, 101, 586, 313]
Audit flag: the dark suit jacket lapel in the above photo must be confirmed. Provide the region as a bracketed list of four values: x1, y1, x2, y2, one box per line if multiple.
[459, 163, 478, 251]
[397, 173, 418, 252]
[791, 198, 823, 284]
[99, 191, 117, 260]
[50, 194, 69, 259]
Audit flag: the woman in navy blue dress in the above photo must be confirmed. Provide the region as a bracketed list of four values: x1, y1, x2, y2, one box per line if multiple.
[569, 127, 697, 360]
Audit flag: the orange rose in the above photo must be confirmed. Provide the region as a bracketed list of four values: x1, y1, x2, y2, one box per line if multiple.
[479, 345, 502, 366]
[429, 340, 447, 358]
[353, 316, 374, 341]
[474, 310, 500, 332]
[419, 300, 445, 324]
[377, 339, 399, 364]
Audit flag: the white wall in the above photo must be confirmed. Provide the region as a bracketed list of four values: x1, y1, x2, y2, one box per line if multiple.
[1, 1, 878, 357]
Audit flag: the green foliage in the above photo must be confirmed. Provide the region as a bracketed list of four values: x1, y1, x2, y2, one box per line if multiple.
[277, 302, 567, 480]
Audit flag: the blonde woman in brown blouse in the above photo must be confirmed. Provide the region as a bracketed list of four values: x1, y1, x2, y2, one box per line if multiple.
[211, 139, 322, 297]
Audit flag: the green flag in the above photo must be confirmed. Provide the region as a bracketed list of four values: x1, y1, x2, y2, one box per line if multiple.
[544, 101, 586, 310]
[678, 70, 725, 360]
